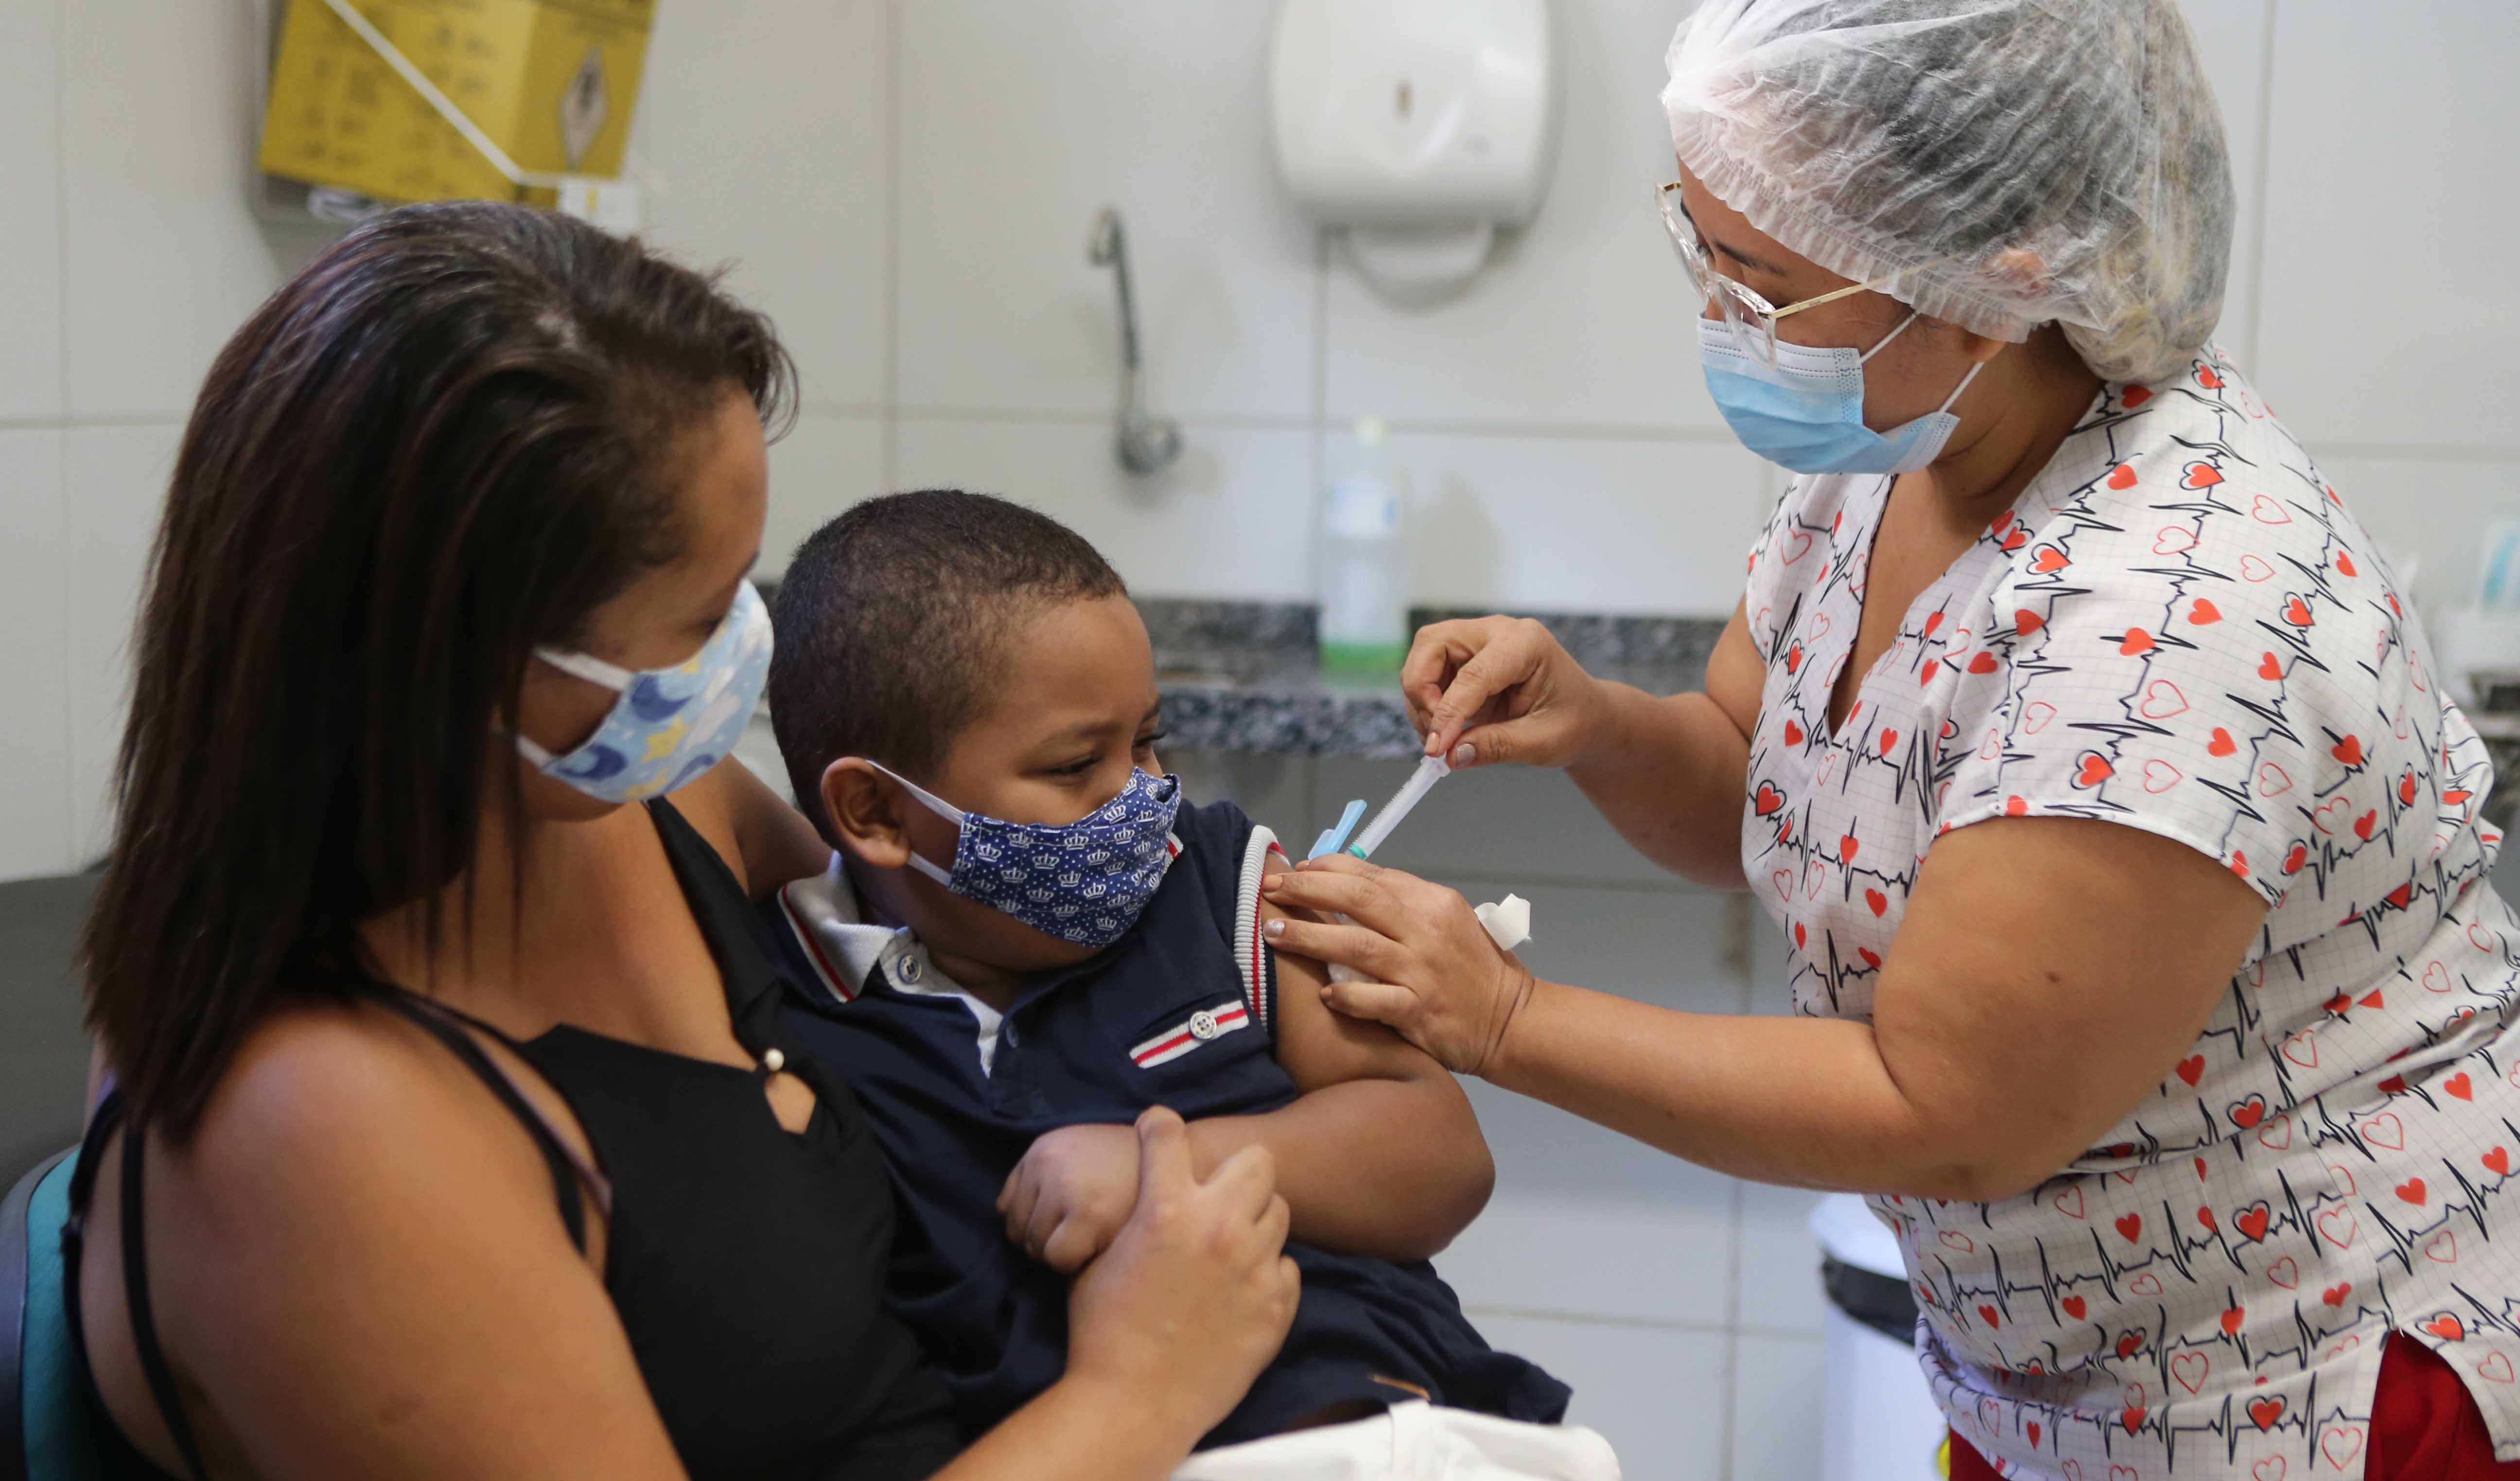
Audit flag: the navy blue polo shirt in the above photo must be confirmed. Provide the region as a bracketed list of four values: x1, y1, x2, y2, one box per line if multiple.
[764, 796, 1568, 1449]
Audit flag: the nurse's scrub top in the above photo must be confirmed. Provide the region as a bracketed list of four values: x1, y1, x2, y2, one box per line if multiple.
[1739, 343, 2520, 1480]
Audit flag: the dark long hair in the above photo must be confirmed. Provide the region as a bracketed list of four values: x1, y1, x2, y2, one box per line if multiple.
[84, 201, 794, 1141]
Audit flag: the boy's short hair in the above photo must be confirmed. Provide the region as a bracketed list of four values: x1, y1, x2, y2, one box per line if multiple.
[767, 490, 1127, 836]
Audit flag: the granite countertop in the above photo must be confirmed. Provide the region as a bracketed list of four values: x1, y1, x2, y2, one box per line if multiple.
[1143, 600, 1722, 760]
[1140, 600, 2520, 828]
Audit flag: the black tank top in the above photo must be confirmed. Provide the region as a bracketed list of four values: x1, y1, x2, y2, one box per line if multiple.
[66, 798, 958, 1481]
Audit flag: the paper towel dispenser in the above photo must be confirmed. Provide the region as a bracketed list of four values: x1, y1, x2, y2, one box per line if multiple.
[1269, 0, 1561, 306]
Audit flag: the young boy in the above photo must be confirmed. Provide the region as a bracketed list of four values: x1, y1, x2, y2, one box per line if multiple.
[760, 492, 1618, 1479]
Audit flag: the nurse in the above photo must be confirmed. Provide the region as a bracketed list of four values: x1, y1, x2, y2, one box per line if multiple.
[1260, 3, 2520, 1478]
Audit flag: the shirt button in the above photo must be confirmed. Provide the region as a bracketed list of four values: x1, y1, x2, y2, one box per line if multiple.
[897, 955, 923, 984]
[1189, 1009, 1220, 1041]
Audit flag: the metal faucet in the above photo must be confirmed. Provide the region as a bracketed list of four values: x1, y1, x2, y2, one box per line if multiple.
[1087, 207, 1183, 476]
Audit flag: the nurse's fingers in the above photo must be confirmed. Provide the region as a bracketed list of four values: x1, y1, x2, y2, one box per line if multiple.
[1318, 977, 1421, 1031]
[1205, 1145, 1283, 1224]
[1401, 618, 1513, 743]
[1259, 915, 1407, 984]
[1132, 1105, 1195, 1213]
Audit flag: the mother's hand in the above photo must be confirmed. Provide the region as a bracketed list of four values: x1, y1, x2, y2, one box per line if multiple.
[1405, 616, 1612, 771]
[1260, 856, 1536, 1076]
[1063, 1108, 1300, 1437]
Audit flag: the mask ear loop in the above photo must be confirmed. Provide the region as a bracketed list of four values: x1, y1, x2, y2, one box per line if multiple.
[1857, 311, 1922, 364]
[860, 760, 967, 886]
[1937, 359, 1985, 414]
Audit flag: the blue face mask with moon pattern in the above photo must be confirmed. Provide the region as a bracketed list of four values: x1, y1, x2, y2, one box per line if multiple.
[516, 580, 773, 803]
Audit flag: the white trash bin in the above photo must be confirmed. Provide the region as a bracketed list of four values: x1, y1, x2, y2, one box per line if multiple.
[1809, 1194, 1947, 1481]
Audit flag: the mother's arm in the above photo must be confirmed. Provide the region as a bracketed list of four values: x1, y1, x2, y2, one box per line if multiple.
[1264, 816, 2266, 1202]
[678, 755, 840, 898]
[126, 1018, 1291, 1481]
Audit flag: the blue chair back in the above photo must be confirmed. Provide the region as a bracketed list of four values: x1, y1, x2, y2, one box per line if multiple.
[3, 1149, 159, 1480]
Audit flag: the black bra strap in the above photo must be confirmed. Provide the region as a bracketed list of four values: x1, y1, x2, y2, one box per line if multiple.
[379, 994, 590, 1251]
[117, 1121, 210, 1481]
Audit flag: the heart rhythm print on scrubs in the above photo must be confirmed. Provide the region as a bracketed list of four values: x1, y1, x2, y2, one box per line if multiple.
[1740, 346, 2520, 1478]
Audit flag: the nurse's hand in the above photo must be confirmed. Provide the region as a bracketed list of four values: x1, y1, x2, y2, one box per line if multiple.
[1064, 1108, 1299, 1436]
[1404, 616, 1613, 771]
[1260, 856, 1536, 1077]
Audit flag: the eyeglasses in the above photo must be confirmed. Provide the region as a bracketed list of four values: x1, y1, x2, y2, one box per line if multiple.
[1656, 181, 1941, 368]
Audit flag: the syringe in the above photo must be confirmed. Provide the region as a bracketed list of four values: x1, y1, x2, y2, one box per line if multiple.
[1345, 754, 1452, 859]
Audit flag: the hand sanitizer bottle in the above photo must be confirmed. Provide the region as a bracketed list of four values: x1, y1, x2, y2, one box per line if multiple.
[1319, 417, 1412, 673]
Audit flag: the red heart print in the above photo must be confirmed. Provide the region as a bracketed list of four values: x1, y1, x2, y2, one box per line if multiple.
[2327, 1164, 2358, 1201]
[2248, 1395, 2286, 1432]
[2481, 1353, 2516, 1384]
[2424, 1229, 2458, 1264]
[1968, 651, 1999, 674]
[2378, 1074, 2407, 1094]
[2359, 988, 2385, 1008]
[2027, 1421, 2041, 1448]
[2122, 385, 2153, 407]
[2001, 529, 2027, 551]
[1754, 783, 1785, 815]
[1786, 642, 1803, 673]
[2324, 1284, 2352, 1307]
[2354, 810, 2379, 841]
[2362, 1112, 2404, 1150]
[2400, 771, 2418, 805]
[2241, 554, 2275, 582]
[2395, 1178, 2427, 1205]
[2313, 796, 2352, 835]
[2173, 1352, 2211, 1394]
[2116, 1329, 2144, 1358]
[2024, 703, 2057, 734]
[2229, 850, 2251, 879]
[2114, 1212, 2143, 1243]
[2228, 1094, 2266, 1129]
[1878, 729, 1898, 757]
[2250, 493, 2291, 525]
[2258, 1112, 2294, 1151]
[2253, 1458, 2287, 1481]
[1857, 948, 1882, 970]
[2319, 1208, 2359, 1249]
[1783, 718, 1804, 746]
[1794, 922, 1806, 949]
[1866, 888, 1889, 917]
[1782, 530, 1813, 564]
[2264, 1253, 2297, 1287]
[2196, 366, 2223, 389]
[2336, 551, 2357, 577]
[2260, 652, 2284, 681]
[2282, 1030, 2319, 1069]
[2485, 1146, 2510, 1175]
[2283, 595, 2313, 626]
[1838, 832, 1859, 864]
[2108, 463, 2139, 491]
[2422, 1314, 2465, 1341]
[2444, 1072, 2472, 1100]
[2221, 1306, 2246, 1337]
[1924, 611, 1943, 636]
[2075, 753, 2114, 787]
[2120, 1406, 2145, 1436]
[2138, 680, 2188, 719]
[2183, 461, 2223, 489]
[2145, 760, 2184, 793]
[2063, 1295, 2088, 1320]
[1772, 870, 1794, 902]
[2152, 526, 2196, 555]
[2332, 735, 2364, 767]
[2197, 1203, 2217, 1231]
[2120, 628, 2156, 656]
[2257, 762, 2294, 797]
[2209, 727, 2238, 757]
[2321, 1424, 2369, 1471]
[2189, 598, 2221, 624]
[2004, 795, 2028, 816]
[2015, 607, 2045, 636]
[1938, 1228, 1975, 1253]
[2284, 842, 2308, 874]
[2176, 1054, 2205, 1085]
[2030, 545, 2069, 573]
[2384, 882, 2411, 910]
[2052, 1184, 2086, 1220]
[1978, 1304, 2002, 1329]
[2423, 961, 2451, 992]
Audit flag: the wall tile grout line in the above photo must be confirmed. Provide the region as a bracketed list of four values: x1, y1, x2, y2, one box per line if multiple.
[2241, 0, 2281, 372]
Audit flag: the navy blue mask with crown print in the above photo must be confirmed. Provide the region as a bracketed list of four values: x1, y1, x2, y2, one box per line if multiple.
[867, 762, 1183, 949]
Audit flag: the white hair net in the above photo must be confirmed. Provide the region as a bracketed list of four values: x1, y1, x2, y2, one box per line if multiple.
[1662, 0, 2236, 385]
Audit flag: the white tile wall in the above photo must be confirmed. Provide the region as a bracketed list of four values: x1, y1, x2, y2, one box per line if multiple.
[5, 6, 2518, 1478]
[0, 432, 70, 879]
[0, 1, 63, 424]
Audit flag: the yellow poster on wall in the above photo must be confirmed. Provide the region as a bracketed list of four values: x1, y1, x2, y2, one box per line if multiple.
[258, 0, 655, 207]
